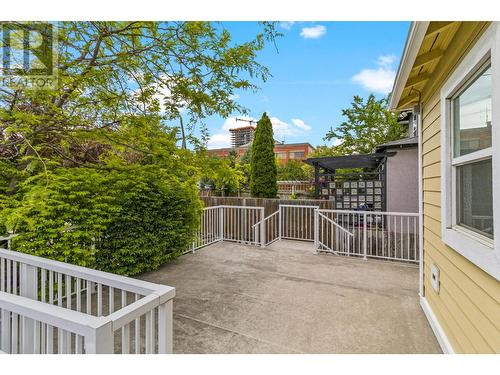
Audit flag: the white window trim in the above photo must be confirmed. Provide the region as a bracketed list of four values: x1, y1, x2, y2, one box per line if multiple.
[440, 22, 500, 281]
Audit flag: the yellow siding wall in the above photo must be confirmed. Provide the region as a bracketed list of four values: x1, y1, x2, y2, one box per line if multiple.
[420, 22, 500, 353]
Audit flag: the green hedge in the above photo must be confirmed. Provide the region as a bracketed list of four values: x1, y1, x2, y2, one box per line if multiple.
[2, 166, 202, 276]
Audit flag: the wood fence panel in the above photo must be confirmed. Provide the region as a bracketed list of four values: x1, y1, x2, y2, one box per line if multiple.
[200, 196, 336, 216]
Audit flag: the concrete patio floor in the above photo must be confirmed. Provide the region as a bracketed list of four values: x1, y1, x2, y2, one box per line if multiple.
[140, 240, 441, 354]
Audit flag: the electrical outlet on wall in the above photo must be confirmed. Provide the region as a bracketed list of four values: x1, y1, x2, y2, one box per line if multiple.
[430, 264, 440, 293]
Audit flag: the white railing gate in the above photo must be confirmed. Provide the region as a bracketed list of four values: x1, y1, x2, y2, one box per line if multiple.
[279, 204, 319, 242]
[314, 209, 419, 263]
[189, 206, 265, 253]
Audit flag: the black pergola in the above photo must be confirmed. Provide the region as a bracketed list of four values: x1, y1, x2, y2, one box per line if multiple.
[304, 153, 388, 210]
[304, 153, 387, 172]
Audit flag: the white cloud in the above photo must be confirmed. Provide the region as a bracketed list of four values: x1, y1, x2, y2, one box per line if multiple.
[221, 116, 256, 131]
[377, 54, 397, 67]
[352, 54, 397, 95]
[280, 21, 295, 30]
[352, 68, 395, 94]
[207, 115, 312, 148]
[269, 116, 312, 139]
[270, 117, 296, 138]
[300, 25, 326, 39]
[207, 133, 232, 149]
[291, 118, 312, 131]
[332, 138, 343, 147]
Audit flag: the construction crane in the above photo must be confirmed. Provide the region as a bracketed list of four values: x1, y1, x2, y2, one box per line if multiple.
[235, 118, 257, 125]
[234, 117, 285, 144]
[231, 118, 257, 147]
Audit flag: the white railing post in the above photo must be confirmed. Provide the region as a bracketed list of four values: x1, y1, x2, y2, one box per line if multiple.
[278, 206, 282, 240]
[1, 308, 11, 353]
[20, 263, 37, 353]
[260, 208, 266, 247]
[219, 206, 224, 242]
[158, 299, 173, 354]
[363, 213, 367, 260]
[85, 319, 113, 354]
[314, 209, 319, 253]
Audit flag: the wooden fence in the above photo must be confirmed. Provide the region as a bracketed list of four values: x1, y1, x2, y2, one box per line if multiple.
[277, 181, 313, 195]
[201, 196, 336, 217]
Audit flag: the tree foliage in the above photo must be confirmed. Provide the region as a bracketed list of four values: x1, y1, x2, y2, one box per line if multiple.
[0, 21, 280, 165]
[240, 145, 252, 165]
[200, 156, 245, 196]
[323, 94, 403, 156]
[0, 22, 279, 273]
[250, 112, 277, 198]
[277, 160, 307, 181]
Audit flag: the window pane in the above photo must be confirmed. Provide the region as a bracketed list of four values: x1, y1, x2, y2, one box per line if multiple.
[290, 151, 305, 159]
[456, 158, 493, 239]
[453, 65, 492, 157]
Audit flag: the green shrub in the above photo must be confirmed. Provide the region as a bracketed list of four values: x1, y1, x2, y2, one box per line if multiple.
[2, 166, 202, 276]
[96, 172, 201, 275]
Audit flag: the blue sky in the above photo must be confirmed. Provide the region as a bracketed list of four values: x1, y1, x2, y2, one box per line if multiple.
[203, 21, 410, 149]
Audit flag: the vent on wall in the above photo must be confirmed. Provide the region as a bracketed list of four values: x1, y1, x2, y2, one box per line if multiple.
[431, 264, 440, 293]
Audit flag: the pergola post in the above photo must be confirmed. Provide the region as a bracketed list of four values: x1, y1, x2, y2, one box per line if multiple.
[314, 162, 320, 198]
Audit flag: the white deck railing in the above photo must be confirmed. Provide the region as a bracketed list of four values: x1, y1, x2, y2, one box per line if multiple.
[0, 248, 174, 354]
[253, 210, 280, 246]
[189, 204, 419, 263]
[188, 206, 223, 252]
[189, 205, 265, 252]
[252, 204, 319, 246]
[0, 204, 419, 354]
[279, 204, 319, 241]
[314, 209, 419, 262]
[221, 206, 264, 245]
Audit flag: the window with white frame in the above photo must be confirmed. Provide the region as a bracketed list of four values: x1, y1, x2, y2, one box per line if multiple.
[452, 62, 493, 239]
[440, 23, 500, 280]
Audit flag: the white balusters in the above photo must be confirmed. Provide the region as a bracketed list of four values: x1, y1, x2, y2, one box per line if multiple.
[121, 290, 130, 354]
[315, 209, 419, 263]
[0, 248, 175, 354]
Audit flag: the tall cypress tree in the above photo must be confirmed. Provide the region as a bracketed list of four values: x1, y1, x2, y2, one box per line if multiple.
[250, 112, 277, 198]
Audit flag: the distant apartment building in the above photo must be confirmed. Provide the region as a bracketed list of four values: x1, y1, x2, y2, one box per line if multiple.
[230, 126, 255, 147]
[207, 126, 315, 165]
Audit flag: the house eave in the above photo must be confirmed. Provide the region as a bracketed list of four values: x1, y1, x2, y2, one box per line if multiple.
[389, 22, 430, 111]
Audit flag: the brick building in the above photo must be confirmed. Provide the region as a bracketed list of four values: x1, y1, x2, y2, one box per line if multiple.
[207, 141, 315, 165]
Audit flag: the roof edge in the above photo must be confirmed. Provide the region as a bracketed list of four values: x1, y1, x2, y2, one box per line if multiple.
[375, 136, 418, 152]
[389, 22, 430, 111]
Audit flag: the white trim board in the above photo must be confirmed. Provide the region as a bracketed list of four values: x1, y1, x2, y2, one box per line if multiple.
[419, 296, 454, 354]
[417, 105, 424, 298]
